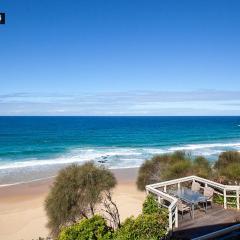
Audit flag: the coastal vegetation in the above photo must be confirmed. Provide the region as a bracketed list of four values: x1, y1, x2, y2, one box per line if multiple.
[214, 151, 240, 184]
[136, 151, 211, 191]
[57, 195, 168, 240]
[137, 150, 240, 190]
[43, 150, 240, 239]
[45, 162, 116, 237]
[58, 215, 113, 240]
[45, 164, 168, 240]
[113, 195, 168, 240]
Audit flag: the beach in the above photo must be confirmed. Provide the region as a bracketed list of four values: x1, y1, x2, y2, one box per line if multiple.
[0, 168, 146, 240]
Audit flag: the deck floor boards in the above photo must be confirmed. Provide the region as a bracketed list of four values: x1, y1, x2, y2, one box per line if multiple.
[173, 204, 240, 239]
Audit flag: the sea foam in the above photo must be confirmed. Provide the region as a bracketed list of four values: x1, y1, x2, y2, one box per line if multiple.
[0, 142, 240, 171]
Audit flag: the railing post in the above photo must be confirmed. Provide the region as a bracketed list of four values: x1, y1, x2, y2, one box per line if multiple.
[168, 207, 172, 230]
[175, 206, 178, 228]
[237, 190, 239, 210]
[224, 189, 227, 209]
[164, 185, 167, 192]
[177, 182, 180, 190]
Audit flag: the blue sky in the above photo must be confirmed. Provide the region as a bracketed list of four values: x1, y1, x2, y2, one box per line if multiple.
[1, 0, 240, 115]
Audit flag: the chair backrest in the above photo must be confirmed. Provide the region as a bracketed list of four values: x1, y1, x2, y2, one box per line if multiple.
[177, 200, 184, 211]
[191, 181, 201, 192]
[204, 186, 214, 198]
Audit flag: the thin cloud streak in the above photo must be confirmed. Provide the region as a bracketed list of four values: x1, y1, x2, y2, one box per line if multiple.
[0, 90, 240, 116]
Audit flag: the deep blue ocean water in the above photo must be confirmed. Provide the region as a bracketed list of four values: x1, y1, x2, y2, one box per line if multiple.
[0, 116, 240, 184]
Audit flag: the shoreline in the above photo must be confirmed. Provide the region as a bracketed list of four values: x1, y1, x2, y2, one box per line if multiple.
[0, 167, 145, 240]
[0, 167, 139, 188]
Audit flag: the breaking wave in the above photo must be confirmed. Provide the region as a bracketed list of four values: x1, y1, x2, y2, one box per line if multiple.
[0, 142, 240, 171]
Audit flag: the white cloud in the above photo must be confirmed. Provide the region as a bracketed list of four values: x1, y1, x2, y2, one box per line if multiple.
[0, 90, 240, 115]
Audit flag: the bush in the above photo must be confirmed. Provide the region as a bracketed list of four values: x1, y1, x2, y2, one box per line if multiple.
[192, 156, 211, 179]
[163, 160, 192, 180]
[45, 162, 116, 237]
[142, 195, 168, 219]
[215, 151, 240, 169]
[58, 215, 113, 240]
[221, 163, 240, 183]
[136, 154, 170, 191]
[114, 195, 168, 240]
[214, 151, 240, 184]
[213, 194, 237, 208]
[142, 195, 160, 215]
[136, 152, 185, 191]
[114, 213, 168, 240]
[137, 151, 213, 191]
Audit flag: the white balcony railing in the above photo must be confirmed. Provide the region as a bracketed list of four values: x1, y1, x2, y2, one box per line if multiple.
[146, 175, 240, 231]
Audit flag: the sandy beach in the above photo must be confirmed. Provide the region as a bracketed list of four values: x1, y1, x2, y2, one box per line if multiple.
[0, 168, 146, 240]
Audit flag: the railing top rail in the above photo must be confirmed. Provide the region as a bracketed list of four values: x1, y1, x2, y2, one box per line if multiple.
[193, 176, 240, 190]
[146, 185, 177, 203]
[147, 175, 240, 191]
[147, 175, 195, 188]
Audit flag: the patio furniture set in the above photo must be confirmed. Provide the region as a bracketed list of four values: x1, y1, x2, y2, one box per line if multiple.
[169, 181, 214, 220]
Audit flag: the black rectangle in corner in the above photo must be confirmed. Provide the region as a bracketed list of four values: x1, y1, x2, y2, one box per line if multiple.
[0, 13, 5, 24]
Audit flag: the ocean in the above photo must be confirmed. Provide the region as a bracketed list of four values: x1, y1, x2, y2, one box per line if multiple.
[0, 116, 240, 185]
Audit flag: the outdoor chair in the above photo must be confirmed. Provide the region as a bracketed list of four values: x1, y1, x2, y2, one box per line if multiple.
[177, 199, 192, 219]
[203, 186, 214, 209]
[191, 181, 201, 192]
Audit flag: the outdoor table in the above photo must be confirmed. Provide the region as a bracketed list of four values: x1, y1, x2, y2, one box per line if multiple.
[169, 188, 208, 219]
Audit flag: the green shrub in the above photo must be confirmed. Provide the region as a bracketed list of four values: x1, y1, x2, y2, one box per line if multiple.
[142, 195, 160, 215]
[220, 163, 240, 183]
[213, 194, 237, 208]
[163, 160, 192, 180]
[192, 156, 211, 179]
[45, 162, 116, 237]
[136, 154, 170, 190]
[114, 195, 168, 240]
[137, 151, 213, 191]
[215, 151, 240, 169]
[142, 195, 168, 219]
[213, 194, 224, 205]
[136, 152, 189, 191]
[58, 215, 113, 240]
[214, 151, 240, 184]
[114, 213, 168, 240]
[137, 151, 199, 190]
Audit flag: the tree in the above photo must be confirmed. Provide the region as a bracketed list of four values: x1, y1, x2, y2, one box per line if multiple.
[102, 190, 121, 230]
[58, 215, 113, 240]
[45, 162, 116, 237]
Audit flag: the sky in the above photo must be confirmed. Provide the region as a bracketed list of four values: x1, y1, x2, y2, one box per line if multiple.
[0, 0, 240, 116]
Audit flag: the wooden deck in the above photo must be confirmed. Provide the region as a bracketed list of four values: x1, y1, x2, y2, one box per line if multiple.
[173, 204, 240, 239]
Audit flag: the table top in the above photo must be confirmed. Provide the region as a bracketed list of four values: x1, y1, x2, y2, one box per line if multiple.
[169, 188, 208, 204]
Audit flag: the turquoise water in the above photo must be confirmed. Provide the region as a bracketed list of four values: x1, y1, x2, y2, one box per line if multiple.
[0, 116, 240, 184]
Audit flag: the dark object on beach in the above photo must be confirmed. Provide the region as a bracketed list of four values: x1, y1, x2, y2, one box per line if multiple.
[98, 160, 107, 163]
